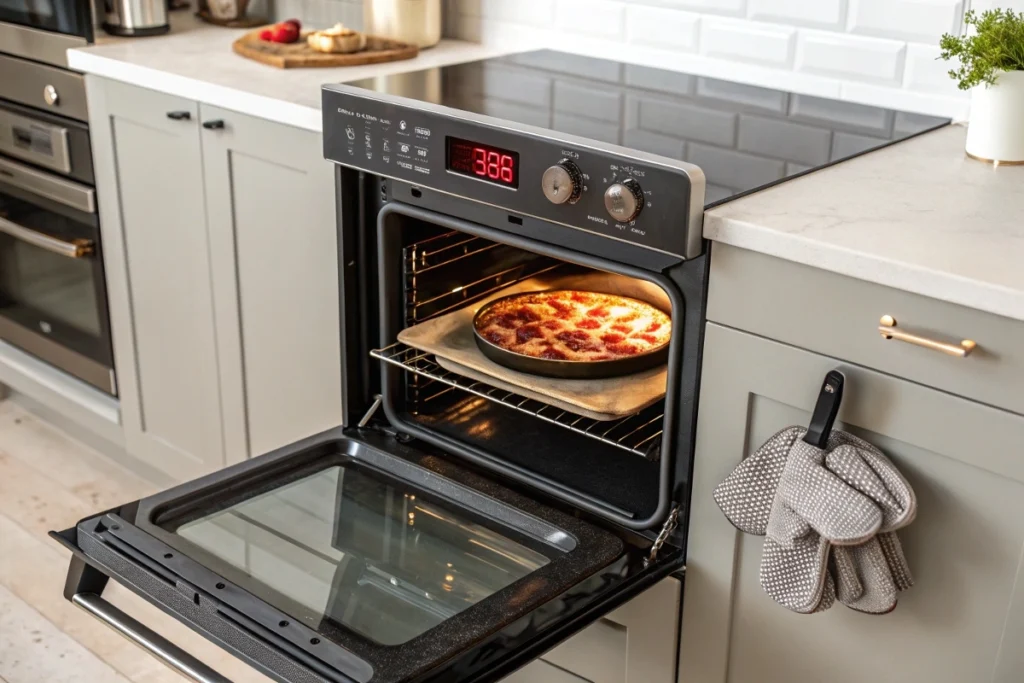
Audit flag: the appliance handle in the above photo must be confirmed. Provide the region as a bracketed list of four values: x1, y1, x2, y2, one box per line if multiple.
[71, 593, 233, 683]
[0, 156, 96, 213]
[0, 215, 94, 258]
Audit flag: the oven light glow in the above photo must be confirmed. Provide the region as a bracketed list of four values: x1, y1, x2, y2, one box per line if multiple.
[452, 286, 463, 293]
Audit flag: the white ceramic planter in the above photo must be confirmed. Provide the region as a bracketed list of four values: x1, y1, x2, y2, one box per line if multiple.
[965, 70, 1024, 164]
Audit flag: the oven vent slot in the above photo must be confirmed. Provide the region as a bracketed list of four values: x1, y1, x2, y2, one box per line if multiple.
[371, 342, 664, 459]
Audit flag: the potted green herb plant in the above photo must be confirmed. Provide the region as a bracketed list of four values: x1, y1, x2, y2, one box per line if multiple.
[940, 8, 1024, 164]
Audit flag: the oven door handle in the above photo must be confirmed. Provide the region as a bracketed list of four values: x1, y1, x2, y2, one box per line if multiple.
[0, 216, 94, 258]
[71, 593, 233, 683]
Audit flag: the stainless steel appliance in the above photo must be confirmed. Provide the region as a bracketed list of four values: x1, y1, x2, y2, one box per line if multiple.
[0, 0, 95, 67]
[100, 0, 168, 37]
[52, 52, 948, 682]
[1, 62, 116, 394]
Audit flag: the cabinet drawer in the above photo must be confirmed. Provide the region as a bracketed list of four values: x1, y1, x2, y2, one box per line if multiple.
[504, 577, 680, 683]
[708, 244, 1024, 415]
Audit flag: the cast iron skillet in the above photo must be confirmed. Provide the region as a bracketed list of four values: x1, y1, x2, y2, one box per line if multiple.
[472, 290, 670, 379]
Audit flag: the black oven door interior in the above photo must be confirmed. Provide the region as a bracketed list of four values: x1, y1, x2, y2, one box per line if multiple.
[52, 427, 683, 683]
[0, 159, 114, 393]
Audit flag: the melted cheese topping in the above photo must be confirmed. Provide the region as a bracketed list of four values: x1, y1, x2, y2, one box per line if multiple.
[475, 290, 671, 362]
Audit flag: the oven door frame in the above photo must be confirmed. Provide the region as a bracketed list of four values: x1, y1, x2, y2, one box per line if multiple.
[0, 2, 94, 66]
[52, 426, 685, 683]
[0, 156, 116, 393]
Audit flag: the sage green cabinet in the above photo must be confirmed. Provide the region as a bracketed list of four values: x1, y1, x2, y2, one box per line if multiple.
[678, 322, 1024, 683]
[88, 77, 341, 482]
[507, 578, 681, 683]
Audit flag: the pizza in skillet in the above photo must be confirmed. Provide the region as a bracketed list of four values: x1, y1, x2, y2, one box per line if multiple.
[474, 290, 671, 362]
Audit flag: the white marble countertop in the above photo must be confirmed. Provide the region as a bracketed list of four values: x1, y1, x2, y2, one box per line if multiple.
[69, 13, 509, 132]
[704, 124, 1024, 322]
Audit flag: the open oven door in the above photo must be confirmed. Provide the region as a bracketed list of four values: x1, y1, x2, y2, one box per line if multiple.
[51, 423, 684, 683]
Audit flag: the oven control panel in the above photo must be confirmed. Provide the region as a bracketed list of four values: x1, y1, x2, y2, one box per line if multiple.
[323, 87, 704, 260]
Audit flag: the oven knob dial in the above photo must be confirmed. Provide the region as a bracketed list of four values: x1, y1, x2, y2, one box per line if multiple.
[604, 178, 644, 223]
[43, 85, 60, 106]
[541, 159, 583, 205]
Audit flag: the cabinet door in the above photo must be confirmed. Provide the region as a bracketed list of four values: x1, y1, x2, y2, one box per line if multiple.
[87, 77, 224, 481]
[505, 578, 681, 683]
[199, 105, 341, 461]
[679, 323, 1024, 683]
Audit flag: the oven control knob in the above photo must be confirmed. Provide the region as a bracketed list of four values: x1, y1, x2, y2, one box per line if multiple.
[604, 178, 644, 223]
[43, 85, 60, 106]
[541, 159, 582, 205]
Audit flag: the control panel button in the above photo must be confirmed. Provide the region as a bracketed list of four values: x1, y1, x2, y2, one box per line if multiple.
[541, 159, 583, 205]
[604, 178, 644, 222]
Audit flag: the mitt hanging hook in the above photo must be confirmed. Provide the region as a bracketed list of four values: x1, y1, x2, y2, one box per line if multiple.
[803, 370, 845, 448]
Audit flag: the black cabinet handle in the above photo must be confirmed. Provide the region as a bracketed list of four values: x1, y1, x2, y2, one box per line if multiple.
[166, 110, 191, 121]
[202, 119, 225, 130]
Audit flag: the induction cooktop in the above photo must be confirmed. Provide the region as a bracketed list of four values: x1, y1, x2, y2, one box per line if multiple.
[343, 50, 949, 206]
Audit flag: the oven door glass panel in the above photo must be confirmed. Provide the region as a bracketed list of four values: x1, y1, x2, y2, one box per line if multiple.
[0, 186, 110, 366]
[54, 430, 683, 683]
[167, 463, 551, 646]
[0, 0, 94, 38]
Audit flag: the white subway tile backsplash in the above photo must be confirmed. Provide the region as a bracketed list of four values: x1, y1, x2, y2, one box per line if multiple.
[737, 114, 833, 165]
[695, 77, 789, 113]
[554, 81, 623, 123]
[848, 0, 962, 44]
[904, 44, 959, 94]
[701, 18, 795, 66]
[796, 31, 905, 84]
[748, 0, 846, 29]
[970, 0, 1024, 11]
[634, 95, 738, 146]
[705, 184, 737, 203]
[626, 5, 700, 51]
[480, 0, 554, 26]
[656, 0, 747, 16]
[443, 0, 971, 123]
[555, 0, 627, 40]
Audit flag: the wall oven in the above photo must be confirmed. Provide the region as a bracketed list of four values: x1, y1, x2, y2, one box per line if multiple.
[0, 96, 116, 394]
[50, 52, 947, 683]
[0, 0, 94, 67]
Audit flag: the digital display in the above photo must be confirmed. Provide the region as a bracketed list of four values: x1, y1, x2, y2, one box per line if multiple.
[446, 137, 519, 189]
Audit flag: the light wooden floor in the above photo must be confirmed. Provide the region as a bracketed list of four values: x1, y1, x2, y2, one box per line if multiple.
[0, 398, 274, 682]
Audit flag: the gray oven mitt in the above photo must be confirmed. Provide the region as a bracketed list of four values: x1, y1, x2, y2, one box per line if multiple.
[714, 427, 916, 614]
[825, 437, 917, 613]
[715, 427, 883, 613]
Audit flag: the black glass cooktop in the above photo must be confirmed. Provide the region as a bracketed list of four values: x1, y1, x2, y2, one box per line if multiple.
[344, 50, 949, 205]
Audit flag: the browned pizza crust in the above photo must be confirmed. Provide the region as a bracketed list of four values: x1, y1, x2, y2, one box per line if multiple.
[474, 290, 671, 362]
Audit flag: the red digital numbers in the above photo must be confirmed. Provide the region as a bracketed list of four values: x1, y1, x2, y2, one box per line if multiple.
[472, 147, 515, 184]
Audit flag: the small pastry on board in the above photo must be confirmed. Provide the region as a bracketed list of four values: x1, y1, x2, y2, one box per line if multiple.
[307, 23, 367, 53]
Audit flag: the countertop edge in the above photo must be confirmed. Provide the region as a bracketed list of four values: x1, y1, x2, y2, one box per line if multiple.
[704, 213, 1024, 323]
[68, 49, 323, 131]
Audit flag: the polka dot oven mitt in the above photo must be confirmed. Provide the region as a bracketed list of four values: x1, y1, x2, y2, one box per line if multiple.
[713, 427, 916, 614]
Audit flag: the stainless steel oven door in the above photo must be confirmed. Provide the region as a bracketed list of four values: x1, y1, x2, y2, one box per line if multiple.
[52, 428, 683, 683]
[0, 0, 93, 66]
[0, 156, 115, 393]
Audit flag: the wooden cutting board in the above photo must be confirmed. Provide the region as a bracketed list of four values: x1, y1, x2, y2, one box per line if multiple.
[397, 272, 671, 421]
[232, 27, 418, 69]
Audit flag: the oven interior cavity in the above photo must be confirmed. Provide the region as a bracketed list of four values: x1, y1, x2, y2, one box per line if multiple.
[372, 217, 673, 523]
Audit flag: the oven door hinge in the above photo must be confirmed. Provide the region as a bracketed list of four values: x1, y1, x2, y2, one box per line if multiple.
[357, 394, 413, 442]
[644, 504, 681, 568]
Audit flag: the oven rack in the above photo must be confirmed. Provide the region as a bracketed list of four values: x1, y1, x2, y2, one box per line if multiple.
[371, 342, 664, 459]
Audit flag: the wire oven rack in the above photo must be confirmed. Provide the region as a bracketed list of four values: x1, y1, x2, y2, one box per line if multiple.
[371, 342, 664, 458]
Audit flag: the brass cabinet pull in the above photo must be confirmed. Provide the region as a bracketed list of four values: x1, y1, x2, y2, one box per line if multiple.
[878, 315, 976, 358]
